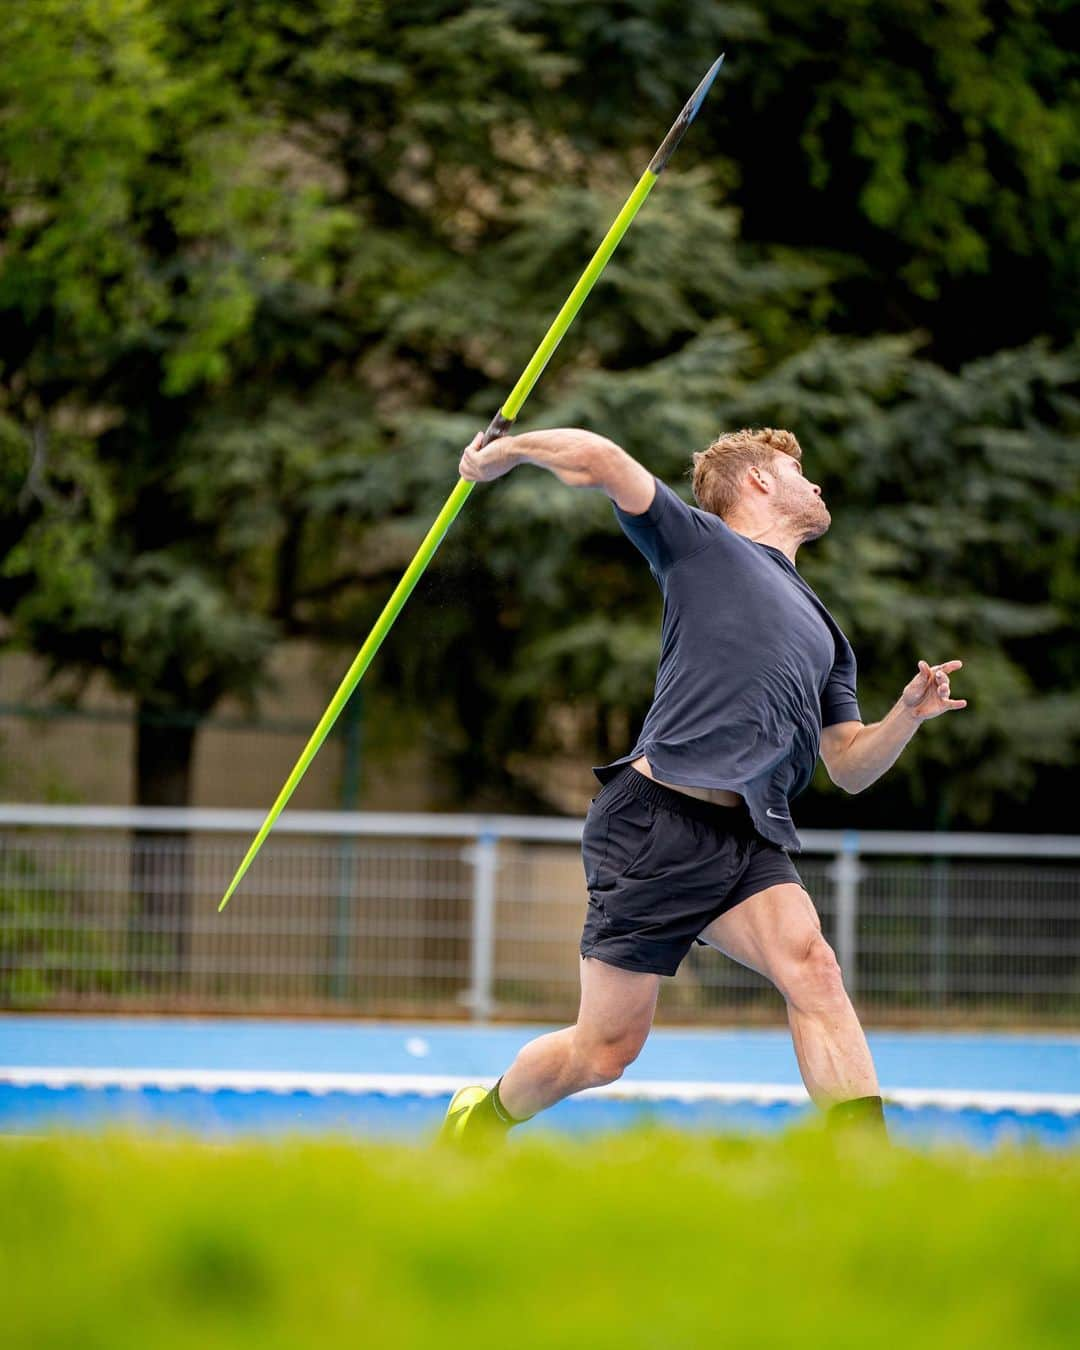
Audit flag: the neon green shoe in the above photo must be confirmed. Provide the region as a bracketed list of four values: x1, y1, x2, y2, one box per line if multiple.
[439, 1085, 490, 1143]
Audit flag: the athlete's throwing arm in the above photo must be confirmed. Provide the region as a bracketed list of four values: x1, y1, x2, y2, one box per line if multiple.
[460, 427, 655, 514]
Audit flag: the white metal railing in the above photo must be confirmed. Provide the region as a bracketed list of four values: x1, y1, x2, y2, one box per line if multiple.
[4, 803, 1080, 855]
[1, 805, 1078, 1022]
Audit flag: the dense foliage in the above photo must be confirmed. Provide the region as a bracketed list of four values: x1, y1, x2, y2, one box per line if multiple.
[1, 1, 1077, 828]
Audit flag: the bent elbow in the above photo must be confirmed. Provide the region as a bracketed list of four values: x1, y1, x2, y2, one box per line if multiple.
[583, 442, 615, 488]
[826, 765, 862, 795]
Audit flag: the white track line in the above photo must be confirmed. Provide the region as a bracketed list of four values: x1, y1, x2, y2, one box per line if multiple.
[2, 1067, 1078, 1116]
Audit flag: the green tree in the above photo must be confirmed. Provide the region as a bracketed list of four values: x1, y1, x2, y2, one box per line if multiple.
[0, 0, 804, 810]
[1, 0, 1077, 855]
[722, 0, 1080, 360]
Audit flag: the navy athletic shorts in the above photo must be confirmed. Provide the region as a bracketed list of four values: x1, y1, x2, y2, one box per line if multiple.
[580, 766, 803, 977]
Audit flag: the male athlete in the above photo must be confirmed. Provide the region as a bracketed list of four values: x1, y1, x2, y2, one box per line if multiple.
[442, 425, 966, 1141]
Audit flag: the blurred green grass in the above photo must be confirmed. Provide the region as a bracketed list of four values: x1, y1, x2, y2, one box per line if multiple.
[3, 1126, 1078, 1349]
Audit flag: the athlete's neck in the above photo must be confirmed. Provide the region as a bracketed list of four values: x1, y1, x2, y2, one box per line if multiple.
[729, 519, 801, 563]
[723, 504, 799, 561]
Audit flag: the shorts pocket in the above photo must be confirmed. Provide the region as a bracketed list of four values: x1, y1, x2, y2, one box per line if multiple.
[584, 793, 656, 893]
[582, 805, 611, 891]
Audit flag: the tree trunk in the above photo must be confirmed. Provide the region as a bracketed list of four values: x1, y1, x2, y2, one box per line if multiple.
[129, 711, 197, 995]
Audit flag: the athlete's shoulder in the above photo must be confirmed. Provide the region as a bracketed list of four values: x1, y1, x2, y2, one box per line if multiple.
[614, 476, 733, 574]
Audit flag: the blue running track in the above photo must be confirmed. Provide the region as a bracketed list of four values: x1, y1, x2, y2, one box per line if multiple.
[2, 1016, 1078, 1150]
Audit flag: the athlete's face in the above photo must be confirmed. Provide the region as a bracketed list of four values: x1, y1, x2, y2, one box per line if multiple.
[772, 455, 831, 540]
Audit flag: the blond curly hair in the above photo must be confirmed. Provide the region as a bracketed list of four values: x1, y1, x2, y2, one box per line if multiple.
[691, 427, 802, 520]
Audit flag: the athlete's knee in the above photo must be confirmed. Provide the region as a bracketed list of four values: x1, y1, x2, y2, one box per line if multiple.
[572, 1031, 646, 1088]
[779, 933, 848, 1010]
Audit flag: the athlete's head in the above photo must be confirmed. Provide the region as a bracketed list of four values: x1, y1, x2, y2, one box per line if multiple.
[691, 427, 830, 542]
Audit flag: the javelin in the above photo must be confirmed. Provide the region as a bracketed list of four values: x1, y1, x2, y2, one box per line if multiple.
[219, 54, 726, 911]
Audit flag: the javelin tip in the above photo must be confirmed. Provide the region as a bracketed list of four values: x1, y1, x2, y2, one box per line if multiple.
[648, 54, 725, 175]
[694, 54, 726, 105]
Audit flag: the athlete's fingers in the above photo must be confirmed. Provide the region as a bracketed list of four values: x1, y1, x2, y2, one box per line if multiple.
[943, 698, 967, 710]
[937, 660, 964, 674]
[458, 432, 485, 480]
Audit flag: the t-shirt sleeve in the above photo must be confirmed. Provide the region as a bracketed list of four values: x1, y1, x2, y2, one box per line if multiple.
[821, 638, 862, 727]
[613, 476, 723, 575]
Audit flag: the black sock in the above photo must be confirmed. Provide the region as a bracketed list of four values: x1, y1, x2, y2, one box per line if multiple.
[461, 1078, 530, 1137]
[827, 1094, 888, 1136]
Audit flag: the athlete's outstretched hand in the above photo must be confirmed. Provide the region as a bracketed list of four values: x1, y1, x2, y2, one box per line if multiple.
[902, 660, 967, 720]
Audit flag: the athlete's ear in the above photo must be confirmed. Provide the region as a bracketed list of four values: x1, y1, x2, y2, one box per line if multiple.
[748, 465, 772, 493]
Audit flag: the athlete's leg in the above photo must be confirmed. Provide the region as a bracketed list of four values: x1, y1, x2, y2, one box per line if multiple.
[497, 956, 660, 1120]
[699, 883, 879, 1108]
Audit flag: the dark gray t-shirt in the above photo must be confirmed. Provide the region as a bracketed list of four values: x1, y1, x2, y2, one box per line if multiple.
[595, 477, 861, 851]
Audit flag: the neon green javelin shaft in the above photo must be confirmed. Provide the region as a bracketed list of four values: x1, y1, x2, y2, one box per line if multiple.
[219, 57, 724, 910]
[217, 178, 655, 912]
[501, 171, 656, 418]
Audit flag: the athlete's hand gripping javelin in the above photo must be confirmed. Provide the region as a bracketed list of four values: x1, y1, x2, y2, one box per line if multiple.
[459, 431, 525, 481]
[460, 429, 603, 489]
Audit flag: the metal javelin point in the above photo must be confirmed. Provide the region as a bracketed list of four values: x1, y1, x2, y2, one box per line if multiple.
[649, 54, 725, 175]
[218, 56, 726, 911]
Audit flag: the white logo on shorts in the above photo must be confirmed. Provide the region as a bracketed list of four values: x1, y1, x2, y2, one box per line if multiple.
[765, 807, 790, 820]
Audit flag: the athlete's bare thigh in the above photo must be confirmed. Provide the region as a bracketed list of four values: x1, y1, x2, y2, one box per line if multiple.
[575, 955, 660, 1060]
[697, 882, 824, 988]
